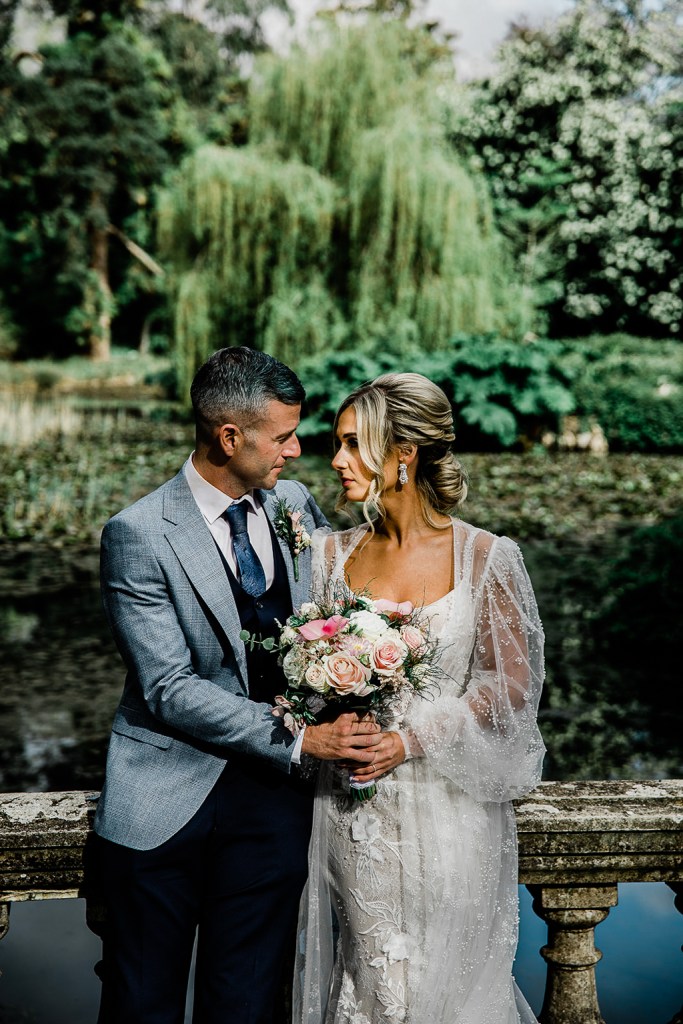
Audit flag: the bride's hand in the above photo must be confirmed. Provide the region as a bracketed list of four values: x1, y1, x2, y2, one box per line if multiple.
[349, 730, 405, 782]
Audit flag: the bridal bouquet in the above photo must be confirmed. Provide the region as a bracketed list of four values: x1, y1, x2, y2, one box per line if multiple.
[242, 586, 438, 801]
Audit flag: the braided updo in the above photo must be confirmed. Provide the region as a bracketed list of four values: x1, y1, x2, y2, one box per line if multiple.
[333, 372, 467, 527]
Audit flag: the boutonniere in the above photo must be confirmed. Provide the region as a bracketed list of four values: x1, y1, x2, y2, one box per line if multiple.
[273, 498, 311, 581]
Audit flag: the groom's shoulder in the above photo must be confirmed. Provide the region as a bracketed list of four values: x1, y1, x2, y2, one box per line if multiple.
[273, 477, 316, 508]
[104, 470, 184, 532]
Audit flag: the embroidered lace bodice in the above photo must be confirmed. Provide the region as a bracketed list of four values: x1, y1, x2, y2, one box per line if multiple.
[294, 520, 546, 1024]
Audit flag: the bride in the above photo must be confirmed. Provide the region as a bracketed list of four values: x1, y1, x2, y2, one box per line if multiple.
[293, 373, 545, 1024]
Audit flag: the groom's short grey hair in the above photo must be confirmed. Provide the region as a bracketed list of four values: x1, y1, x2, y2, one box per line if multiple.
[191, 346, 305, 440]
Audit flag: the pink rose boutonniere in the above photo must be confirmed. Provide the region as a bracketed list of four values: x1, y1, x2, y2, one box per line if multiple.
[272, 498, 311, 581]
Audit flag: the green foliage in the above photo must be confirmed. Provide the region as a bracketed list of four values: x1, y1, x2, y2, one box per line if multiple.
[1, 0, 289, 361]
[561, 334, 683, 451]
[0, 293, 18, 358]
[298, 335, 574, 448]
[297, 349, 402, 439]
[150, 12, 249, 146]
[0, 23, 177, 357]
[202, 0, 293, 65]
[452, 0, 683, 337]
[161, 19, 532, 391]
[158, 144, 338, 397]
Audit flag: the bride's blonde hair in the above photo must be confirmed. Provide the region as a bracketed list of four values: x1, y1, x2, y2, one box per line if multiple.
[334, 372, 467, 527]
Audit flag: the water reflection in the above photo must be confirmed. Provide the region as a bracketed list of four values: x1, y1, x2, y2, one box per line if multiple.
[1, 885, 680, 1024]
[0, 544, 121, 793]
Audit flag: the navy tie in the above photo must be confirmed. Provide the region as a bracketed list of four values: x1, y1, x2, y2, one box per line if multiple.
[225, 501, 266, 597]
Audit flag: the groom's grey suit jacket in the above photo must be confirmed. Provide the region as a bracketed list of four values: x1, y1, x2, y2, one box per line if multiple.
[94, 469, 327, 852]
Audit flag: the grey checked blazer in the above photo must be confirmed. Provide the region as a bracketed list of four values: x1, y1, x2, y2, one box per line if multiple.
[93, 470, 327, 851]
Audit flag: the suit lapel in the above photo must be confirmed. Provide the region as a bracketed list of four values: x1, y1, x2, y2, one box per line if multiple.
[162, 472, 248, 690]
[259, 487, 308, 611]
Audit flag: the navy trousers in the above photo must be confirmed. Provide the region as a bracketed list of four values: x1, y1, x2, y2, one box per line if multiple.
[95, 756, 314, 1024]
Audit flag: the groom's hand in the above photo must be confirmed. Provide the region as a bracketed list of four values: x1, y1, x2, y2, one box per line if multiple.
[302, 712, 381, 763]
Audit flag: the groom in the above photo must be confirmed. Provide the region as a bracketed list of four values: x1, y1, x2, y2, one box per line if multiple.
[93, 346, 381, 1024]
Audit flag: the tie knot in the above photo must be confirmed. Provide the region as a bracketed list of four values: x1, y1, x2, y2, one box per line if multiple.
[225, 501, 249, 536]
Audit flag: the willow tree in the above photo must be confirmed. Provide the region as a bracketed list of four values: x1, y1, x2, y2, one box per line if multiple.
[160, 19, 530, 392]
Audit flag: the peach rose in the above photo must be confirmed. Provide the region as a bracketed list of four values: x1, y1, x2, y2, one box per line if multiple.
[371, 633, 408, 675]
[322, 652, 373, 696]
[400, 624, 427, 653]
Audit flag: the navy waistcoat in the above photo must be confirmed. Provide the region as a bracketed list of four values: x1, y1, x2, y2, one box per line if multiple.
[220, 524, 291, 705]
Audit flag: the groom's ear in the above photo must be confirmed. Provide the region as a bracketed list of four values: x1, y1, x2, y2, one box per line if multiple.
[218, 423, 240, 456]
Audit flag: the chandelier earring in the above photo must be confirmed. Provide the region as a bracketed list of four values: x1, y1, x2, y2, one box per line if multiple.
[398, 461, 409, 486]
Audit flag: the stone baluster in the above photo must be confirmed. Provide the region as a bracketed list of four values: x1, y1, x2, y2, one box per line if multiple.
[666, 883, 683, 1024]
[527, 883, 618, 1024]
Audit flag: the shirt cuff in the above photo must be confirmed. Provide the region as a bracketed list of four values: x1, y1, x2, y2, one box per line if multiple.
[290, 724, 307, 765]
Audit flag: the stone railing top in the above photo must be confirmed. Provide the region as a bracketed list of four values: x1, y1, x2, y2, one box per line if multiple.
[515, 779, 683, 831]
[1, 782, 682, 897]
[514, 780, 683, 886]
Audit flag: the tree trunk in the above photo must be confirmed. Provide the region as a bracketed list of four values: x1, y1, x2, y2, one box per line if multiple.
[87, 218, 112, 362]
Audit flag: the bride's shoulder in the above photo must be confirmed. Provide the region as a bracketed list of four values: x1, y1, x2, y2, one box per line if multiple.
[452, 517, 521, 571]
[311, 524, 366, 556]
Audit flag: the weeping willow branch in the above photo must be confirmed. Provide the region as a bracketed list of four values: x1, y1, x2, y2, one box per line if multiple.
[159, 19, 533, 391]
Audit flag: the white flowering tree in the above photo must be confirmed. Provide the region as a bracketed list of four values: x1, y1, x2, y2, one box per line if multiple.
[451, 0, 683, 337]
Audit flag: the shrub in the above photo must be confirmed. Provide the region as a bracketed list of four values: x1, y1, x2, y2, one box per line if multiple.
[298, 334, 575, 449]
[560, 334, 683, 452]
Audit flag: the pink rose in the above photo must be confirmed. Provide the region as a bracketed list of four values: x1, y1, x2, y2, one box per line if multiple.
[400, 624, 427, 653]
[371, 633, 408, 675]
[323, 653, 373, 696]
[297, 615, 348, 641]
[374, 598, 414, 619]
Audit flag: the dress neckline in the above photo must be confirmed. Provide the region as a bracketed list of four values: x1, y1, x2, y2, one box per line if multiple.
[340, 518, 458, 609]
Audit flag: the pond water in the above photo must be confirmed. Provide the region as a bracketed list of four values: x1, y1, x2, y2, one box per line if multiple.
[0, 537, 681, 1021]
[1, 884, 681, 1023]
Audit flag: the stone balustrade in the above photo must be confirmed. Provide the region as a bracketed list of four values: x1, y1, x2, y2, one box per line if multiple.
[1, 780, 682, 1023]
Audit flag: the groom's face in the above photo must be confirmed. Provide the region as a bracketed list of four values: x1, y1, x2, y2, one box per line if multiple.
[231, 400, 302, 492]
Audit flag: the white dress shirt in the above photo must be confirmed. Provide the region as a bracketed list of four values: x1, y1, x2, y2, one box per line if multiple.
[183, 455, 306, 763]
[184, 455, 275, 587]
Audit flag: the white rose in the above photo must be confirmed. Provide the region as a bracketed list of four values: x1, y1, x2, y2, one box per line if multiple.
[348, 610, 389, 641]
[304, 661, 330, 693]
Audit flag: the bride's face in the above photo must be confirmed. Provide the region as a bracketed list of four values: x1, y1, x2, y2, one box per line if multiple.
[332, 407, 374, 502]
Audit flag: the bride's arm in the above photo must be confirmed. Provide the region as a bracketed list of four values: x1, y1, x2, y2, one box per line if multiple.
[402, 534, 546, 801]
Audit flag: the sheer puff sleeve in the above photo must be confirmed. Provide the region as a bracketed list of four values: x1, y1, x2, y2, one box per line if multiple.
[405, 534, 546, 802]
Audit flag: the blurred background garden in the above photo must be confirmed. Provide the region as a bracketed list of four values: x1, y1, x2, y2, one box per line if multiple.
[0, 0, 682, 1018]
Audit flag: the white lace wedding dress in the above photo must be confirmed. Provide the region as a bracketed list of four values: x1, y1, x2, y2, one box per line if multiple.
[293, 519, 546, 1024]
